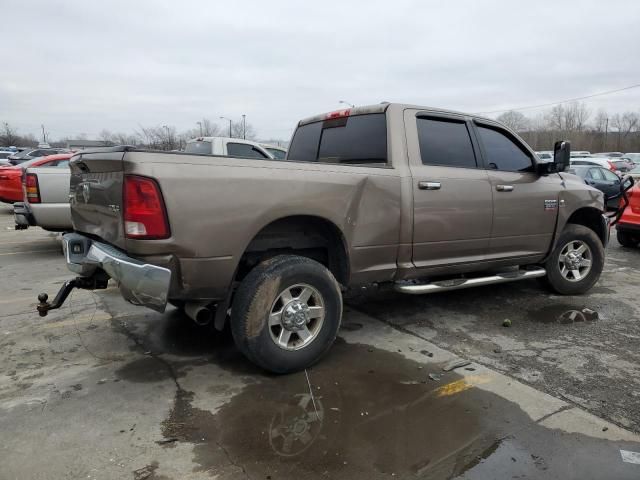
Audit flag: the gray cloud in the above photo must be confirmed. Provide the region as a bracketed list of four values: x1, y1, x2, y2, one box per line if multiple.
[1, 0, 639, 141]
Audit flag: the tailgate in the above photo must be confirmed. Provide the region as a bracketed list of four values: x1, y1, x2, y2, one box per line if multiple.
[26, 166, 71, 203]
[69, 149, 126, 249]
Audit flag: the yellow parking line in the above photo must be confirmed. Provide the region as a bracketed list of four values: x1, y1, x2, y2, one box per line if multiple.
[435, 374, 492, 397]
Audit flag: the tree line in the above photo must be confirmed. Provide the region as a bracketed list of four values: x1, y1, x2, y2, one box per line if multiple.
[0, 117, 285, 150]
[496, 102, 640, 153]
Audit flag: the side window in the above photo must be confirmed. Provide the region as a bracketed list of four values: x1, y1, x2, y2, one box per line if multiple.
[588, 168, 605, 180]
[227, 143, 268, 159]
[602, 169, 619, 181]
[417, 117, 477, 168]
[56, 160, 70, 168]
[41, 160, 58, 167]
[476, 125, 534, 172]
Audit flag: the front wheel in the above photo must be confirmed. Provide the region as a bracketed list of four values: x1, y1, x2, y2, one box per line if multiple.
[543, 224, 605, 295]
[230, 255, 342, 374]
[617, 230, 640, 248]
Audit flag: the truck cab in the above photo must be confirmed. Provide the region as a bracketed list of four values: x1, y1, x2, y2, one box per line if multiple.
[184, 136, 274, 159]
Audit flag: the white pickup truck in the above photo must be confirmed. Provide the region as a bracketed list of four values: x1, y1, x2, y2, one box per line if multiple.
[14, 159, 72, 232]
[184, 136, 275, 159]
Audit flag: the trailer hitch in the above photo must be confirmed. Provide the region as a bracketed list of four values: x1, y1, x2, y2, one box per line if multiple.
[37, 274, 109, 317]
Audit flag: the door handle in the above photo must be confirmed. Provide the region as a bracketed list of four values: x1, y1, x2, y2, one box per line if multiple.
[418, 181, 441, 190]
[496, 184, 514, 192]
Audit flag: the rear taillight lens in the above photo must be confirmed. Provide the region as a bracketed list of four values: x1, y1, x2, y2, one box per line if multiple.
[123, 175, 170, 239]
[25, 173, 40, 203]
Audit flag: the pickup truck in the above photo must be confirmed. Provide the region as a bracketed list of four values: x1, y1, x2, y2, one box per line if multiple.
[184, 136, 275, 159]
[38, 103, 626, 373]
[14, 155, 72, 232]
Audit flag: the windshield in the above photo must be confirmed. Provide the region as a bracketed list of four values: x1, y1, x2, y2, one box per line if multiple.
[184, 141, 212, 155]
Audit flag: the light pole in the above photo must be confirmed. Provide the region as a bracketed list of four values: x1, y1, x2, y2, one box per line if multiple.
[242, 114, 246, 139]
[339, 100, 354, 108]
[196, 121, 203, 137]
[220, 116, 232, 137]
[162, 125, 171, 149]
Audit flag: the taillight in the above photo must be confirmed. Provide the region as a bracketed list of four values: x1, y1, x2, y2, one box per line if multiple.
[25, 173, 40, 203]
[325, 108, 351, 119]
[608, 161, 617, 172]
[123, 175, 170, 239]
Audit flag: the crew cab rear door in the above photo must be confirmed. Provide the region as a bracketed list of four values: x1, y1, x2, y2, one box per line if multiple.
[472, 120, 559, 259]
[405, 110, 493, 268]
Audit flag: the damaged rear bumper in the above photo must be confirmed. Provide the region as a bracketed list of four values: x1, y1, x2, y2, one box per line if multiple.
[62, 232, 172, 312]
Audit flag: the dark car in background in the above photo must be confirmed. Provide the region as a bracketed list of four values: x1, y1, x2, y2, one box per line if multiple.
[568, 165, 623, 209]
[7, 148, 67, 165]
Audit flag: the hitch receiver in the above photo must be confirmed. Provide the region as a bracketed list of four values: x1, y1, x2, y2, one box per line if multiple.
[37, 274, 109, 317]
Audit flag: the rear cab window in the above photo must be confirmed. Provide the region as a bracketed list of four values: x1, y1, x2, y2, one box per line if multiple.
[287, 113, 387, 166]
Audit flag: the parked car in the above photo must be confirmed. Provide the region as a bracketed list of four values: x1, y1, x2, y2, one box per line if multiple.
[570, 151, 591, 157]
[0, 151, 13, 166]
[535, 151, 553, 161]
[14, 156, 72, 232]
[616, 183, 640, 248]
[629, 165, 640, 180]
[567, 165, 624, 209]
[41, 103, 623, 374]
[261, 144, 288, 160]
[570, 157, 627, 174]
[593, 152, 624, 158]
[610, 158, 635, 173]
[184, 137, 274, 159]
[0, 154, 71, 203]
[7, 148, 67, 165]
[623, 153, 640, 165]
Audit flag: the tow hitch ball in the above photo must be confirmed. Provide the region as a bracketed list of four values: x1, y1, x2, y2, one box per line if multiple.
[37, 275, 108, 317]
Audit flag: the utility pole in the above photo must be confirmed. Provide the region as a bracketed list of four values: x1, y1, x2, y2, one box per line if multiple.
[242, 114, 246, 139]
[197, 121, 203, 137]
[41, 124, 46, 143]
[220, 117, 232, 138]
[163, 125, 171, 150]
[604, 117, 608, 150]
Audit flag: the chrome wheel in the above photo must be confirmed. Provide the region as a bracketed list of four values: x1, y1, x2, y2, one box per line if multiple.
[269, 284, 325, 351]
[558, 240, 592, 282]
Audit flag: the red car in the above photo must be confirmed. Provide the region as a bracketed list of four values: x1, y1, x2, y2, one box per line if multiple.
[0, 154, 72, 203]
[616, 183, 640, 247]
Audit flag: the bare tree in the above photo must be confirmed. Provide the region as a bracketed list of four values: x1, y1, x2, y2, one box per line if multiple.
[1, 122, 18, 146]
[231, 121, 256, 140]
[564, 102, 590, 132]
[496, 111, 530, 132]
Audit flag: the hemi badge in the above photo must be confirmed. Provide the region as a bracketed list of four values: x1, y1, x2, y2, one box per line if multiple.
[544, 199, 558, 210]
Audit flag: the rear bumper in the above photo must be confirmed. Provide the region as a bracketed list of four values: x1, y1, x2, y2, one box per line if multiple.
[62, 233, 172, 312]
[616, 222, 640, 234]
[30, 203, 72, 230]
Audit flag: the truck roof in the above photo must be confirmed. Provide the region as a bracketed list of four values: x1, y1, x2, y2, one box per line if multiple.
[297, 103, 497, 126]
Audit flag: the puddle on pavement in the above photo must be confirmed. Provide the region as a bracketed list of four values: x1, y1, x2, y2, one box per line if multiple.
[153, 340, 639, 479]
[527, 305, 599, 325]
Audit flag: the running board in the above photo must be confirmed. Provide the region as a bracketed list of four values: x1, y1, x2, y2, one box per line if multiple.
[394, 267, 547, 295]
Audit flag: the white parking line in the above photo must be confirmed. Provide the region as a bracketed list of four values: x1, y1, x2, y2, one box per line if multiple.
[0, 249, 59, 256]
[620, 450, 640, 465]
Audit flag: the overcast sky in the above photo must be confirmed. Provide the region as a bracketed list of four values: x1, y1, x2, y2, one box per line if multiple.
[2, 0, 639, 141]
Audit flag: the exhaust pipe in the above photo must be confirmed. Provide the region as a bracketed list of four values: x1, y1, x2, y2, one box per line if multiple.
[184, 301, 213, 326]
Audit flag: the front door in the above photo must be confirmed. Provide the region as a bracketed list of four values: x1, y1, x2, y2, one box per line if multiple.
[473, 121, 560, 259]
[406, 111, 493, 269]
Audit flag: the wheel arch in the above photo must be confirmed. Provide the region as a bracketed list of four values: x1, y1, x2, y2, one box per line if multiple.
[235, 214, 350, 287]
[565, 207, 608, 246]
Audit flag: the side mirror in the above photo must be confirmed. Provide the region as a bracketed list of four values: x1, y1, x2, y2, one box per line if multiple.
[553, 140, 570, 173]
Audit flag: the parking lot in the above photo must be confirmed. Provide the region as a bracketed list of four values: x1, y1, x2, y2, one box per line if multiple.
[1, 203, 640, 479]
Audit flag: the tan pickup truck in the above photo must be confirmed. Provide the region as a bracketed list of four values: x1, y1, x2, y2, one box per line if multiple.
[38, 103, 622, 373]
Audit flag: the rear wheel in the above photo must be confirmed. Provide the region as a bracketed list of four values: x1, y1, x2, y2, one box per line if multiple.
[617, 230, 640, 248]
[543, 224, 604, 295]
[231, 255, 342, 374]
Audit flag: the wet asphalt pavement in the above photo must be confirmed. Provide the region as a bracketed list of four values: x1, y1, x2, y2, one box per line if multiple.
[1, 203, 640, 479]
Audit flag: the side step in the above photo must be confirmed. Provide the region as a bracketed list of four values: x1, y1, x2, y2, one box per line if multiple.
[394, 267, 547, 295]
